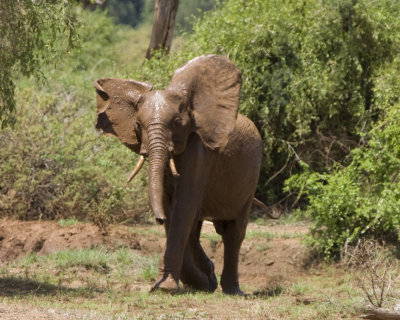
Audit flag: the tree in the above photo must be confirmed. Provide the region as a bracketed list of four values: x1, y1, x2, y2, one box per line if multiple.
[0, 0, 77, 128]
[146, 0, 179, 59]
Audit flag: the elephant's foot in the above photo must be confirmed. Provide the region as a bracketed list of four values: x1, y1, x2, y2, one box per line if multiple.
[221, 278, 245, 296]
[208, 273, 218, 292]
[180, 270, 217, 292]
[206, 261, 218, 292]
[151, 273, 180, 294]
[222, 286, 245, 296]
[180, 253, 218, 292]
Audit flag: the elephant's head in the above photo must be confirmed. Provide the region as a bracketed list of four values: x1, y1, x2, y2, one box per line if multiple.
[95, 55, 242, 223]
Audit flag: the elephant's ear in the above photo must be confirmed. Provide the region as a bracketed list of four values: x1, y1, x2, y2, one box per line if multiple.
[95, 78, 152, 153]
[167, 54, 242, 150]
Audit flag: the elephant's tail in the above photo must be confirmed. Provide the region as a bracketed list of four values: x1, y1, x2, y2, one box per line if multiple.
[252, 198, 281, 219]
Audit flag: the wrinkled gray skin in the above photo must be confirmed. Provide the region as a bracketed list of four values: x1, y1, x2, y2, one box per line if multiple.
[95, 55, 262, 295]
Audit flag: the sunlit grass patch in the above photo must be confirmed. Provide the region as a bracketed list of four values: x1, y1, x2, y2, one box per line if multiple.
[246, 230, 276, 240]
[200, 232, 221, 249]
[7, 247, 160, 288]
[279, 231, 305, 239]
[255, 243, 271, 252]
[251, 212, 308, 226]
[0, 257, 366, 320]
[57, 217, 79, 227]
[289, 281, 310, 296]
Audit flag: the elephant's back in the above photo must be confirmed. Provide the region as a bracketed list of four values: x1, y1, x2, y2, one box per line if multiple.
[201, 113, 262, 220]
[227, 113, 262, 157]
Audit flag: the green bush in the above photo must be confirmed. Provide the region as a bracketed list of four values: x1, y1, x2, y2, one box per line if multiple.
[133, 0, 400, 255]
[175, 0, 220, 34]
[0, 0, 78, 127]
[286, 100, 400, 258]
[0, 7, 149, 226]
[283, 5, 400, 259]
[104, 0, 144, 27]
[135, 0, 400, 205]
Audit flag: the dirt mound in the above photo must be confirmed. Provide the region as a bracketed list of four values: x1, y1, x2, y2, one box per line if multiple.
[201, 222, 311, 288]
[0, 219, 310, 289]
[0, 219, 164, 262]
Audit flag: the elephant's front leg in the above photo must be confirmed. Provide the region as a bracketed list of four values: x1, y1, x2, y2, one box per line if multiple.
[151, 138, 211, 293]
[180, 221, 217, 292]
[180, 242, 213, 291]
[152, 214, 199, 292]
[154, 228, 214, 293]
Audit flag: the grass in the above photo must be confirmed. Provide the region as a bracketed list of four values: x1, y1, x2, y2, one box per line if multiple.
[57, 217, 79, 227]
[0, 222, 376, 320]
[200, 232, 221, 248]
[251, 211, 310, 227]
[246, 230, 276, 240]
[5, 247, 160, 292]
[246, 230, 304, 240]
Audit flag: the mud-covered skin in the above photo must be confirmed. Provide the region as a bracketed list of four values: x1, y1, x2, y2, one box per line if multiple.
[94, 55, 262, 294]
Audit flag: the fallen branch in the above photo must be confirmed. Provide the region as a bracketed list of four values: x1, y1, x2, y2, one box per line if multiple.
[252, 198, 281, 219]
[360, 307, 400, 320]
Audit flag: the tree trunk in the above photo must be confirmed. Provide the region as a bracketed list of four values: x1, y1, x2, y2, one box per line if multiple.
[146, 0, 179, 59]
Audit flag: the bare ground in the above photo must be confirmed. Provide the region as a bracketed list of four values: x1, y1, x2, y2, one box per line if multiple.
[0, 219, 309, 286]
[0, 219, 363, 319]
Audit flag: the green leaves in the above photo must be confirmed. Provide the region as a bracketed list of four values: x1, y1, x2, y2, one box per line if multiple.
[0, 0, 78, 128]
[136, 0, 400, 217]
[0, 8, 149, 226]
[183, 0, 400, 203]
[170, 0, 400, 257]
[287, 103, 400, 258]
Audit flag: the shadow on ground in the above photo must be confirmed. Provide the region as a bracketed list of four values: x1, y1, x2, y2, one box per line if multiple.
[0, 276, 102, 297]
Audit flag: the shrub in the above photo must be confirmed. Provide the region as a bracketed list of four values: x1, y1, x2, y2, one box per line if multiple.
[135, 0, 400, 206]
[0, 8, 149, 226]
[0, 0, 78, 127]
[286, 101, 400, 258]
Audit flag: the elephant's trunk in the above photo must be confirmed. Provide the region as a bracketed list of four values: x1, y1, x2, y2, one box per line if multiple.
[147, 123, 169, 224]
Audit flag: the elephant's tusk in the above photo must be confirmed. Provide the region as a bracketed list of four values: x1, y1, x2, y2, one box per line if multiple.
[127, 155, 145, 183]
[169, 158, 180, 178]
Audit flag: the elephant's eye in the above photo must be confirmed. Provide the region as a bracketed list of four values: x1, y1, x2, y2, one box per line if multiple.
[173, 117, 182, 127]
[135, 121, 141, 131]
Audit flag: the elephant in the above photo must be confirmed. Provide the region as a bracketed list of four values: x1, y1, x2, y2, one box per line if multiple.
[94, 54, 274, 295]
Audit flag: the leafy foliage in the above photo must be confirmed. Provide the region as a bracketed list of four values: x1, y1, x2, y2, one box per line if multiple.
[105, 0, 145, 27]
[175, 0, 220, 34]
[286, 101, 400, 258]
[189, 0, 400, 204]
[0, 0, 78, 128]
[95, 0, 219, 32]
[132, 0, 400, 256]
[2, 0, 400, 252]
[0, 8, 150, 226]
[135, 0, 400, 207]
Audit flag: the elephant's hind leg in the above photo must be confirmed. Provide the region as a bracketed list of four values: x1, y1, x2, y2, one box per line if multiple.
[219, 220, 246, 295]
[216, 201, 251, 295]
